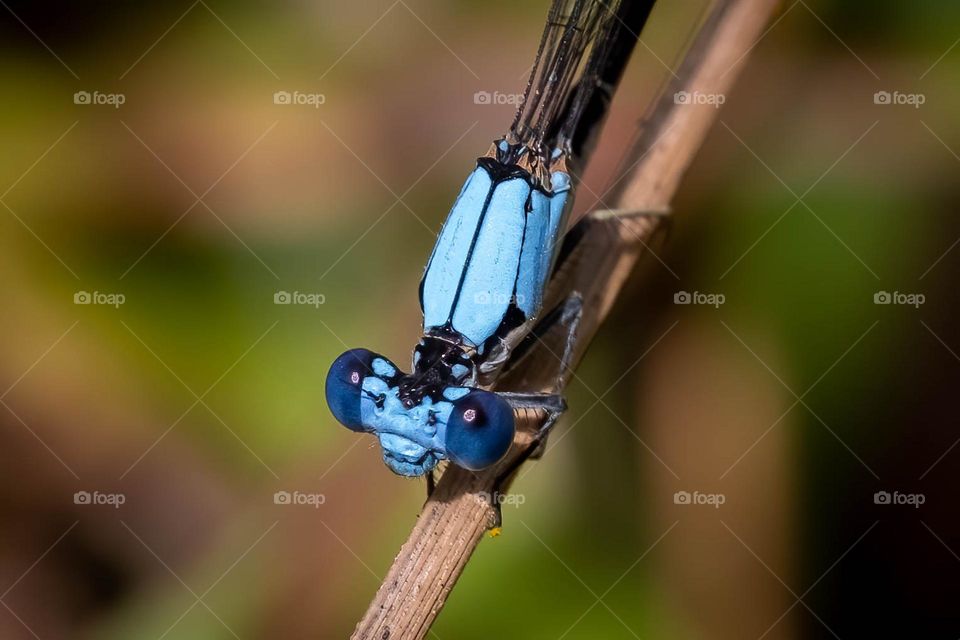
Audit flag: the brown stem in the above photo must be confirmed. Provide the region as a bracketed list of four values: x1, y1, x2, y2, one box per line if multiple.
[350, 1, 780, 637]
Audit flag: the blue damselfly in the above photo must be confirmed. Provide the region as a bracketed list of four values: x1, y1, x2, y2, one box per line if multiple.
[326, 0, 656, 479]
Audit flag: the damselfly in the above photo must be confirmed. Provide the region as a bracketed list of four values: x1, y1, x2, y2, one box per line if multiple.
[326, 0, 655, 478]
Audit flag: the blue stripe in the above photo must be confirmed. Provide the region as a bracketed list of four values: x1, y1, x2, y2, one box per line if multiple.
[515, 188, 550, 317]
[449, 177, 529, 345]
[421, 167, 492, 333]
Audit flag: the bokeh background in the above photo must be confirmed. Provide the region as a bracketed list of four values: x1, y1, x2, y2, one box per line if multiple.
[1, 0, 958, 638]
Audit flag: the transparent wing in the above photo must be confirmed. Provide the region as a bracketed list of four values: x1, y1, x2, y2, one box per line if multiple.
[509, 0, 622, 157]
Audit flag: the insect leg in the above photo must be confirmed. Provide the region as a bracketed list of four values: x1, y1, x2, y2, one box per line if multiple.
[499, 391, 567, 412]
[553, 293, 583, 390]
[484, 292, 582, 529]
[486, 392, 566, 529]
[500, 391, 567, 463]
[500, 292, 584, 395]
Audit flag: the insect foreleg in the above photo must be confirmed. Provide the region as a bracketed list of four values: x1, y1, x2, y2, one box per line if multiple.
[500, 293, 584, 393]
[486, 392, 566, 529]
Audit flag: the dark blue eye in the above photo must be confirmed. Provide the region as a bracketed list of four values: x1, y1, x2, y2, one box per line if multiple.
[445, 391, 514, 470]
[325, 349, 376, 431]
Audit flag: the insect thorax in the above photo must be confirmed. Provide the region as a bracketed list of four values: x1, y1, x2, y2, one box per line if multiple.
[397, 334, 476, 409]
[489, 136, 568, 193]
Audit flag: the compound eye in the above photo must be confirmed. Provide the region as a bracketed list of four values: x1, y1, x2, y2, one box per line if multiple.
[325, 349, 377, 431]
[445, 390, 514, 470]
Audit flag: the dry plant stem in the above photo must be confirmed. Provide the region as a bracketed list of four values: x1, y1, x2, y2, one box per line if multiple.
[350, 1, 779, 638]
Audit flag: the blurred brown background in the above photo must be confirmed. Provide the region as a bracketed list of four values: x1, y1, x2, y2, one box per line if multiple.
[0, 0, 958, 638]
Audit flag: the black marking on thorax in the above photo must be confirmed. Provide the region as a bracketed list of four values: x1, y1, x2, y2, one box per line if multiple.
[397, 335, 474, 409]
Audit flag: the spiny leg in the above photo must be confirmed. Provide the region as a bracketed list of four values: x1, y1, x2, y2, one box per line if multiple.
[483, 294, 583, 528]
[487, 392, 566, 529]
[498, 391, 566, 460]
[501, 292, 584, 393]
[552, 293, 583, 391]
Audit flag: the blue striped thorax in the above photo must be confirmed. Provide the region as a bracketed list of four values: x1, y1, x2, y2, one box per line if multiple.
[420, 148, 570, 350]
[326, 143, 573, 476]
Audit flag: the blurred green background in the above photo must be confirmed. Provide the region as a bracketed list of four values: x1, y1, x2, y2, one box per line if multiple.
[1, 0, 958, 638]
